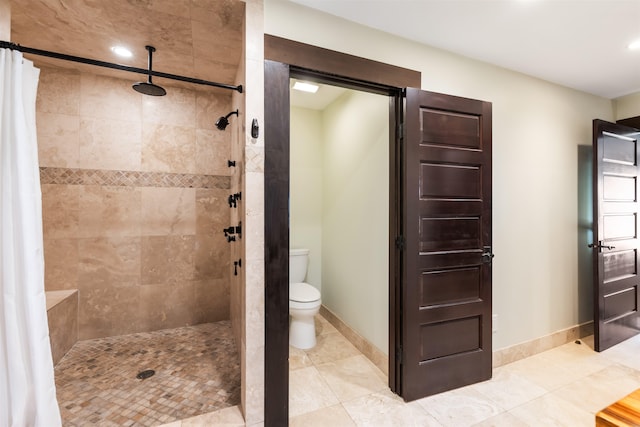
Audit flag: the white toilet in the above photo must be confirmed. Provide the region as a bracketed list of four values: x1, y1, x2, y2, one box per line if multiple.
[289, 248, 321, 349]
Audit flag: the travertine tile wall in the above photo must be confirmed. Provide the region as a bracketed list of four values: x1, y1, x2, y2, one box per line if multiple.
[0, 0, 9, 40]
[240, 0, 265, 424]
[37, 66, 234, 340]
[46, 290, 78, 365]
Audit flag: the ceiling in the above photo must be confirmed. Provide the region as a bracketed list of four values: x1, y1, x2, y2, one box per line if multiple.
[290, 78, 348, 110]
[8, 0, 244, 94]
[290, 0, 640, 100]
[11, 1, 638, 102]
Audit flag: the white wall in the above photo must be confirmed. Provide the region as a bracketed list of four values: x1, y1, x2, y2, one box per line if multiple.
[266, 0, 615, 350]
[290, 107, 323, 289]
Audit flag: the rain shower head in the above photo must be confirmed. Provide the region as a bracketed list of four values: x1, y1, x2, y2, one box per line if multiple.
[132, 46, 166, 96]
[133, 81, 166, 96]
[215, 110, 239, 130]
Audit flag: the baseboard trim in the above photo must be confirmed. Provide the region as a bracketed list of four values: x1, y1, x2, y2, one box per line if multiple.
[492, 321, 594, 368]
[320, 306, 594, 373]
[319, 305, 389, 376]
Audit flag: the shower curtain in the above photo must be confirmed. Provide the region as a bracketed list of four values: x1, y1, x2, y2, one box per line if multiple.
[0, 49, 62, 426]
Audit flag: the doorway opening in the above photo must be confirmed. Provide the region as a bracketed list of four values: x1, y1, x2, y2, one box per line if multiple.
[288, 80, 391, 418]
[264, 37, 421, 426]
[266, 43, 494, 426]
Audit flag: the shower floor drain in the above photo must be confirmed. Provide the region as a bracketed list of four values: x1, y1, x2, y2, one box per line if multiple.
[136, 369, 155, 380]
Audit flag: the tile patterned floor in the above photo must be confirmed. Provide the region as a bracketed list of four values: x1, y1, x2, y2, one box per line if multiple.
[55, 321, 240, 427]
[160, 315, 640, 426]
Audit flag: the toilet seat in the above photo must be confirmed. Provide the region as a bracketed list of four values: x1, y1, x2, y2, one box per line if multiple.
[290, 282, 321, 310]
[290, 282, 320, 303]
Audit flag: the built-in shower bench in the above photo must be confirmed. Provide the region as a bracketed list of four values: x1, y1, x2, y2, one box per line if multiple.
[45, 289, 78, 365]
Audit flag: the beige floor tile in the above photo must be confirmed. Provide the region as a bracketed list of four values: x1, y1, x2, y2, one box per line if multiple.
[316, 315, 339, 335]
[289, 366, 340, 418]
[286, 330, 640, 427]
[471, 367, 547, 410]
[551, 363, 640, 414]
[471, 411, 529, 427]
[315, 355, 388, 402]
[290, 404, 356, 427]
[508, 393, 593, 426]
[539, 340, 614, 375]
[181, 405, 245, 426]
[503, 348, 593, 391]
[289, 345, 314, 370]
[305, 332, 361, 365]
[417, 385, 503, 427]
[600, 334, 640, 371]
[342, 389, 442, 427]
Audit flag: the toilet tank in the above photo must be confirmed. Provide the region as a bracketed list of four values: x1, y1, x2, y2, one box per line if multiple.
[289, 248, 309, 283]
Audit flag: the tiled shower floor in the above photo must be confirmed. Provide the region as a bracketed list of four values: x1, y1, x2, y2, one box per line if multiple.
[54, 321, 240, 426]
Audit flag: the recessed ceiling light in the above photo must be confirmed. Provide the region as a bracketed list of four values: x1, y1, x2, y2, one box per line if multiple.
[628, 40, 640, 50]
[111, 46, 133, 58]
[293, 81, 319, 93]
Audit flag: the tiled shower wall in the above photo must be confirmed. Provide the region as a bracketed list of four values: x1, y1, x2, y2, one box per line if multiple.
[37, 66, 234, 340]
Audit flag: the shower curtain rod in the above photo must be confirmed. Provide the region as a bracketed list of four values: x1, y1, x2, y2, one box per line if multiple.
[0, 41, 243, 93]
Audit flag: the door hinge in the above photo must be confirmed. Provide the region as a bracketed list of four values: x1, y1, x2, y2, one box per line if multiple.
[395, 235, 405, 250]
[396, 345, 403, 364]
[397, 122, 404, 140]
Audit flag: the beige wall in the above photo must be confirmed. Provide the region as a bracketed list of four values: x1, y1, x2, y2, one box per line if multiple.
[321, 90, 389, 354]
[265, 0, 615, 351]
[0, 0, 9, 40]
[290, 107, 323, 289]
[37, 67, 232, 340]
[614, 92, 640, 120]
[291, 90, 389, 354]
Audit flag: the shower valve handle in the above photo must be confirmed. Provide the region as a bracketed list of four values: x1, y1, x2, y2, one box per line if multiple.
[223, 223, 242, 242]
[228, 192, 242, 208]
[233, 259, 242, 276]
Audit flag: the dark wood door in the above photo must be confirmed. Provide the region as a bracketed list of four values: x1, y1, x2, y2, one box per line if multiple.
[592, 119, 640, 352]
[400, 89, 492, 401]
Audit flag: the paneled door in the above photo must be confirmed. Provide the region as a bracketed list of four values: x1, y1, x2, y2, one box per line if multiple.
[592, 119, 640, 351]
[400, 89, 492, 400]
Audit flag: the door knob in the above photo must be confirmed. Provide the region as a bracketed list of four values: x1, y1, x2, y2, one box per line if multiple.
[482, 246, 495, 264]
[588, 242, 616, 251]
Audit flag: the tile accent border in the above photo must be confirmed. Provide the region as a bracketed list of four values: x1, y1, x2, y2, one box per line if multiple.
[492, 321, 594, 368]
[40, 167, 230, 189]
[319, 305, 389, 376]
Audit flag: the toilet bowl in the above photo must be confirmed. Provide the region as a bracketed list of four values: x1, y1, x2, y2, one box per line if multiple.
[289, 249, 321, 349]
[290, 282, 321, 349]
